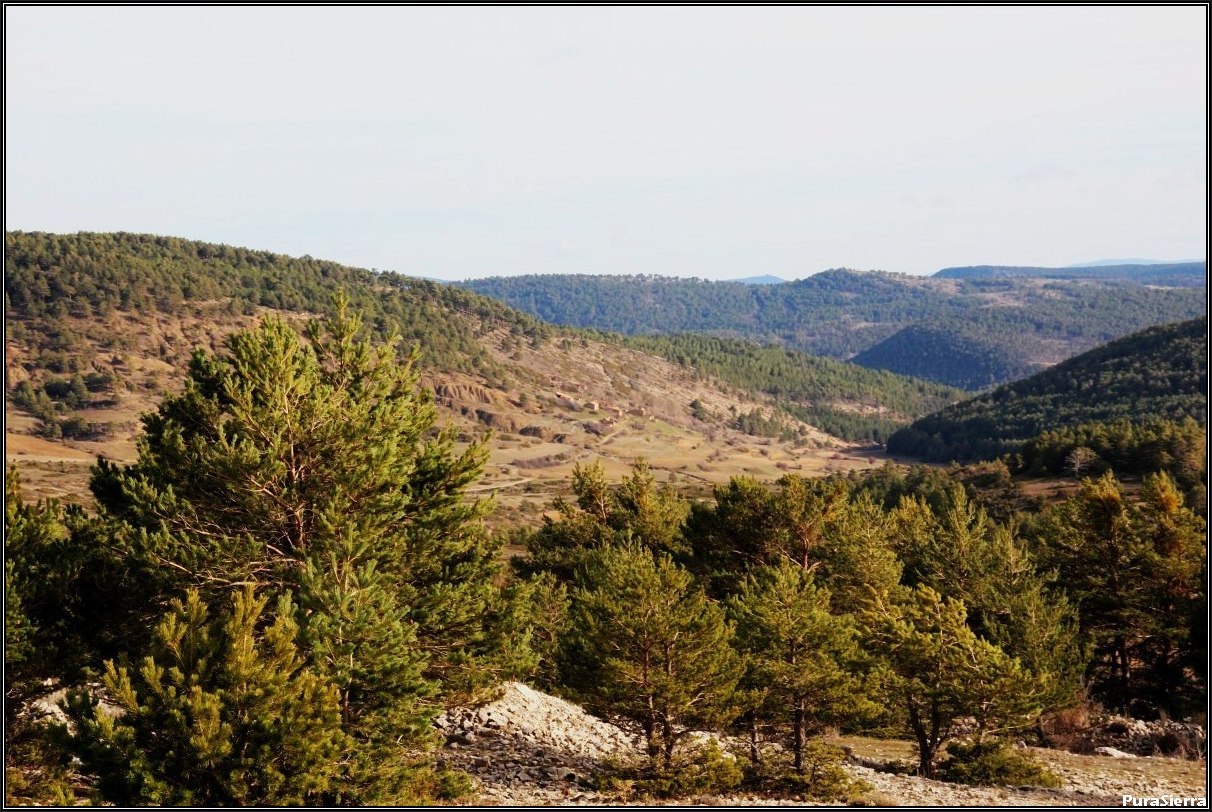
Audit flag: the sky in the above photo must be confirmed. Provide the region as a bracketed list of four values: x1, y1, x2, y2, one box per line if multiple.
[5, 7, 1207, 280]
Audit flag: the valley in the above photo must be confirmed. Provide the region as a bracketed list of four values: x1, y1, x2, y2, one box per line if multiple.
[6, 12, 1205, 808]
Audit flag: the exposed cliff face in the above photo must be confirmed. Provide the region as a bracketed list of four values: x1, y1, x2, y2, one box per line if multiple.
[431, 381, 505, 407]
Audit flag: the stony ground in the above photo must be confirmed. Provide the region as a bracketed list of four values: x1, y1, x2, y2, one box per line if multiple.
[434, 683, 1209, 807]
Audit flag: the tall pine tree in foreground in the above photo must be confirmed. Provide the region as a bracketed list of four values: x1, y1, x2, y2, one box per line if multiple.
[65, 589, 345, 806]
[66, 295, 524, 804]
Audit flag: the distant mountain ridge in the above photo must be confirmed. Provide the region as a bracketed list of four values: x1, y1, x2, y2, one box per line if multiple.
[730, 274, 786, 285]
[1068, 258, 1204, 267]
[885, 317, 1208, 463]
[462, 267, 1206, 389]
[933, 261, 1205, 286]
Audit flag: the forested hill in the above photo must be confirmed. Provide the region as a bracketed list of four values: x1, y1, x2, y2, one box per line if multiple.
[5, 231, 957, 446]
[461, 269, 1206, 389]
[5, 231, 551, 374]
[886, 317, 1208, 463]
[619, 333, 965, 443]
[934, 261, 1205, 286]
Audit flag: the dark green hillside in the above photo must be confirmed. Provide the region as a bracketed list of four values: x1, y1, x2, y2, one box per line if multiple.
[462, 269, 967, 357]
[886, 318, 1208, 463]
[462, 273, 762, 336]
[5, 231, 552, 374]
[850, 321, 1037, 391]
[850, 284, 1205, 390]
[620, 333, 964, 443]
[935, 261, 1205, 286]
[464, 269, 1205, 388]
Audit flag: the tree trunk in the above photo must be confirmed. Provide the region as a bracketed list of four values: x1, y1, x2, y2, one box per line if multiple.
[643, 699, 659, 766]
[908, 705, 938, 779]
[748, 712, 761, 765]
[661, 717, 675, 770]
[793, 704, 806, 774]
[1114, 634, 1131, 713]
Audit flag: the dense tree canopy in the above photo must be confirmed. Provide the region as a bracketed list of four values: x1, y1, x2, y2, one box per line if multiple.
[621, 333, 963, 442]
[38, 298, 529, 805]
[888, 318, 1207, 464]
[1028, 472, 1206, 717]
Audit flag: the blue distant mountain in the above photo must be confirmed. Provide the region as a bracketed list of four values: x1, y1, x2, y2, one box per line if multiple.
[1068, 258, 1203, 267]
[730, 274, 786, 285]
[934, 262, 1205, 287]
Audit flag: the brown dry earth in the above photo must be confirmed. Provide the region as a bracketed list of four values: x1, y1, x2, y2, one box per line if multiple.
[6, 309, 891, 514]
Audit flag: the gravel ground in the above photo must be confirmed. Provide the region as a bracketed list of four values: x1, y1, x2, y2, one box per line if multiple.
[434, 683, 1209, 807]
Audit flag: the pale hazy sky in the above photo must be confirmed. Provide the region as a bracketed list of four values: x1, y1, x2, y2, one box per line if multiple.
[5, 7, 1207, 280]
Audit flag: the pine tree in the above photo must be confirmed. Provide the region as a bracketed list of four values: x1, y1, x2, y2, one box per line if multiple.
[4, 468, 132, 805]
[4, 469, 51, 686]
[812, 491, 901, 614]
[1039, 471, 1207, 717]
[81, 295, 516, 802]
[862, 586, 1047, 779]
[1135, 472, 1206, 714]
[686, 475, 899, 607]
[566, 544, 743, 770]
[727, 563, 874, 773]
[892, 489, 1085, 712]
[522, 459, 689, 583]
[64, 588, 345, 806]
[294, 538, 434, 803]
[684, 476, 781, 596]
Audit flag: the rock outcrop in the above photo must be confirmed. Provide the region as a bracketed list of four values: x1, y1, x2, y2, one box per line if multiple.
[1075, 716, 1206, 759]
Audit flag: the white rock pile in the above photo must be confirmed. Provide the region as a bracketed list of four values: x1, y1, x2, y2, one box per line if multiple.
[433, 682, 642, 805]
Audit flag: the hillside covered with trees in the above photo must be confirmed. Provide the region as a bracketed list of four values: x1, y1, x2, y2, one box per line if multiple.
[461, 267, 1206, 389]
[5, 231, 553, 377]
[619, 333, 964, 443]
[886, 318, 1208, 469]
[6, 232, 971, 446]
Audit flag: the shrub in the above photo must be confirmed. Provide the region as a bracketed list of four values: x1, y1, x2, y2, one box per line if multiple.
[62, 417, 111, 441]
[634, 739, 744, 799]
[937, 739, 1062, 788]
[743, 740, 871, 802]
[83, 372, 114, 393]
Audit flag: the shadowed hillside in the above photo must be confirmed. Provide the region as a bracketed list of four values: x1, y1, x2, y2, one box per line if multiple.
[886, 318, 1208, 464]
